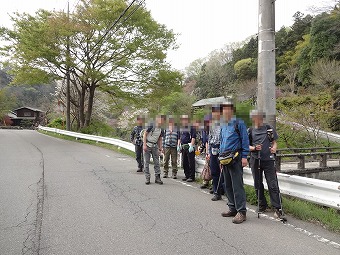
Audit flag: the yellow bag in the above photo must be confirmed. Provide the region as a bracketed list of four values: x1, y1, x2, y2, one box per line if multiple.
[218, 151, 239, 165]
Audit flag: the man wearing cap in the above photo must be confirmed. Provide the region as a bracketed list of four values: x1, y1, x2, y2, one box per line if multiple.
[178, 115, 196, 182]
[130, 115, 144, 172]
[219, 99, 249, 224]
[206, 104, 223, 201]
[248, 110, 284, 219]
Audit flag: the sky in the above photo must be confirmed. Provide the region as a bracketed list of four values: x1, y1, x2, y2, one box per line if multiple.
[0, 0, 335, 71]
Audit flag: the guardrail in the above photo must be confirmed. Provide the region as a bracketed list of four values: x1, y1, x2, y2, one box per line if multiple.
[39, 126, 340, 210]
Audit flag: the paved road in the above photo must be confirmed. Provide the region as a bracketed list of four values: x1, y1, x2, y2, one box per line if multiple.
[1, 130, 339, 255]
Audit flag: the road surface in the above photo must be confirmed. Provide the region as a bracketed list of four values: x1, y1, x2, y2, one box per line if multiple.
[1, 130, 339, 255]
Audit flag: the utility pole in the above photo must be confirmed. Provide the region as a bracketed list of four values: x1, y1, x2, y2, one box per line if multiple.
[257, 0, 276, 128]
[66, 1, 71, 131]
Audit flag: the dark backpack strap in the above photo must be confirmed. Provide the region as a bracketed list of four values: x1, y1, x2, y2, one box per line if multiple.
[247, 127, 253, 146]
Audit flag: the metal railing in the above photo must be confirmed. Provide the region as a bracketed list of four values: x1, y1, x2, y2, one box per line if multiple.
[39, 126, 340, 210]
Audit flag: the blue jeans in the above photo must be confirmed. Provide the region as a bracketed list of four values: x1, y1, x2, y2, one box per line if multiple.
[222, 158, 247, 213]
[210, 153, 223, 195]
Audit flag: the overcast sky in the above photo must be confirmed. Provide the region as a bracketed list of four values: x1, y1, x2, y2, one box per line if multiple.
[0, 0, 335, 71]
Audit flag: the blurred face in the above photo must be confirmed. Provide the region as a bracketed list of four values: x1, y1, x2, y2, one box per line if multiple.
[252, 115, 264, 126]
[181, 117, 189, 127]
[211, 109, 220, 121]
[222, 105, 234, 121]
[156, 116, 165, 126]
[137, 117, 143, 125]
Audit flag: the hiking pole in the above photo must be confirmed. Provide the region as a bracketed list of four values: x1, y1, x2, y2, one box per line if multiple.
[274, 168, 287, 223]
[257, 149, 261, 219]
[216, 164, 223, 195]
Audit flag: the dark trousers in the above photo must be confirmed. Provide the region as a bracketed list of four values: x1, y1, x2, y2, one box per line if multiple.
[222, 158, 247, 213]
[250, 157, 281, 209]
[135, 144, 143, 169]
[210, 153, 223, 195]
[182, 148, 195, 179]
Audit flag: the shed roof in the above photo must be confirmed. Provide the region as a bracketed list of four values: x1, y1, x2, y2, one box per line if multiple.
[192, 96, 226, 107]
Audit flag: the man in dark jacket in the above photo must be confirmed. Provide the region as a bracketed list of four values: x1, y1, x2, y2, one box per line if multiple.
[178, 115, 196, 182]
[248, 109, 284, 219]
[130, 115, 144, 172]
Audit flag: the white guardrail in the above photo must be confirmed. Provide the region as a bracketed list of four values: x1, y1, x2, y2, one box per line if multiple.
[39, 126, 340, 210]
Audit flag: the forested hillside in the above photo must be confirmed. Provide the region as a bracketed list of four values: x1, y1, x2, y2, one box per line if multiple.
[184, 4, 340, 131]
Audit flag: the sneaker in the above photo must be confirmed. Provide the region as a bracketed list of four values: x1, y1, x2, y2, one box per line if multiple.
[182, 178, 188, 181]
[221, 210, 237, 217]
[145, 178, 150, 185]
[200, 185, 208, 189]
[186, 178, 194, 182]
[211, 194, 222, 201]
[172, 174, 177, 179]
[209, 190, 214, 194]
[232, 212, 247, 224]
[137, 168, 143, 173]
[163, 174, 168, 178]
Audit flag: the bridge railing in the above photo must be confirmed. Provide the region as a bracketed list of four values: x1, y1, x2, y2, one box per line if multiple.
[276, 147, 340, 173]
[38, 126, 340, 210]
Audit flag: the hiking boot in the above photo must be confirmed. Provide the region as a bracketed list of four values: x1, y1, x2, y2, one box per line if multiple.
[163, 173, 168, 178]
[211, 194, 222, 201]
[186, 178, 194, 182]
[274, 208, 286, 220]
[259, 206, 267, 213]
[155, 175, 163, 185]
[145, 177, 150, 185]
[232, 212, 247, 224]
[221, 210, 237, 217]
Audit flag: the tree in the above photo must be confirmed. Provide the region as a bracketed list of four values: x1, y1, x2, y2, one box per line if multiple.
[234, 58, 257, 81]
[194, 47, 235, 99]
[0, 0, 180, 129]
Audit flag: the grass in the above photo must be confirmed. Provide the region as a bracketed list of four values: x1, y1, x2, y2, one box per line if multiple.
[244, 185, 340, 233]
[40, 130, 340, 233]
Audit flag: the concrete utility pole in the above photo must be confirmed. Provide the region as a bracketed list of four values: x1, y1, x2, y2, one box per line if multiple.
[66, 1, 71, 131]
[257, 0, 276, 128]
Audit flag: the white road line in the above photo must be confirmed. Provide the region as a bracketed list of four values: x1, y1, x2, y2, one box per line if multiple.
[172, 179, 340, 250]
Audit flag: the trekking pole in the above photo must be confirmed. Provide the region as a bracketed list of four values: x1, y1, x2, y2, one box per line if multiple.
[216, 164, 223, 195]
[274, 167, 287, 223]
[257, 149, 261, 219]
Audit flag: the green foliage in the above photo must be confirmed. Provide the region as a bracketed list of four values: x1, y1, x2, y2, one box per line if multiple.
[235, 101, 253, 127]
[1, 0, 179, 128]
[234, 58, 257, 82]
[47, 118, 65, 129]
[80, 119, 114, 137]
[159, 91, 196, 116]
[0, 88, 16, 117]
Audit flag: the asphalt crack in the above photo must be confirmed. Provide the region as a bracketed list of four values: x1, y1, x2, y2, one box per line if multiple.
[19, 143, 46, 255]
[91, 167, 157, 233]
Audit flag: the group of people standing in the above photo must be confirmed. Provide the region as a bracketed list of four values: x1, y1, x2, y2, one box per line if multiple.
[130, 98, 284, 224]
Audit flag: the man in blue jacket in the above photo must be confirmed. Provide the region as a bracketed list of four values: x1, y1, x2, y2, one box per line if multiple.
[219, 99, 249, 224]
